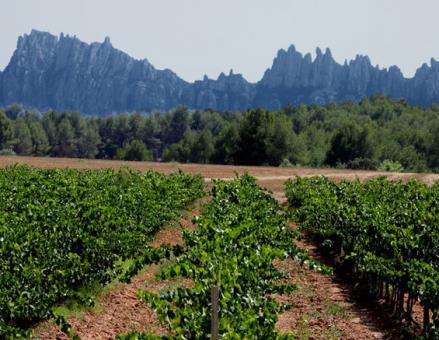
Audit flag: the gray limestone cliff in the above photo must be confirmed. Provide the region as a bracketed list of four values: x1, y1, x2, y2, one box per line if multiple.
[0, 30, 438, 115]
[0, 30, 189, 114]
[191, 70, 255, 111]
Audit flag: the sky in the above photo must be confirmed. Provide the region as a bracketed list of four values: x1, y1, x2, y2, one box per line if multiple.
[1, 0, 438, 82]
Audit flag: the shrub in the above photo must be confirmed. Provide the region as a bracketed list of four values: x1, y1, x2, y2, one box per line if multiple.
[0, 148, 15, 156]
[378, 159, 404, 172]
[279, 158, 294, 167]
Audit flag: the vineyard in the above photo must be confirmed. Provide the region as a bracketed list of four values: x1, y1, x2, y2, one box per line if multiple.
[1, 163, 438, 339]
[0, 165, 204, 337]
[286, 176, 439, 338]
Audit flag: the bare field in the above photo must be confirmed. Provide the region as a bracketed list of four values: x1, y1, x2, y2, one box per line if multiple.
[1, 156, 438, 194]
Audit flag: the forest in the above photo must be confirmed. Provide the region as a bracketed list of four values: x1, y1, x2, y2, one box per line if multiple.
[1, 95, 439, 172]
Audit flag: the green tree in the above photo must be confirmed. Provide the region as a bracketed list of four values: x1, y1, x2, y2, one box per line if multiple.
[52, 117, 77, 157]
[0, 111, 14, 150]
[428, 125, 439, 170]
[77, 124, 101, 158]
[288, 133, 309, 166]
[166, 107, 189, 144]
[189, 129, 214, 163]
[303, 126, 328, 167]
[211, 123, 240, 164]
[397, 145, 427, 172]
[29, 122, 49, 155]
[128, 113, 146, 141]
[326, 124, 373, 166]
[265, 114, 296, 166]
[162, 143, 184, 162]
[41, 111, 59, 148]
[162, 130, 214, 164]
[13, 118, 33, 154]
[115, 139, 152, 161]
[114, 115, 130, 147]
[235, 109, 273, 165]
[235, 109, 295, 166]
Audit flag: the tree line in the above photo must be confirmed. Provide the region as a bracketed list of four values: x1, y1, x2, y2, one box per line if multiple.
[1, 95, 439, 172]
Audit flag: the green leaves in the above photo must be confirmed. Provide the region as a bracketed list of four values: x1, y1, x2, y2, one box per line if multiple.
[0, 165, 204, 336]
[286, 176, 439, 333]
[125, 175, 299, 339]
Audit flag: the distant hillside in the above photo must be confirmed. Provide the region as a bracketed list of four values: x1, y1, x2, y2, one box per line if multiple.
[1, 30, 439, 115]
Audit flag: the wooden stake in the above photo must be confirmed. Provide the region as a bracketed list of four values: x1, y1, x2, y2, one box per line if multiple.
[423, 305, 430, 333]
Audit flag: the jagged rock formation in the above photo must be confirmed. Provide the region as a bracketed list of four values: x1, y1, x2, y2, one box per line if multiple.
[191, 70, 255, 111]
[0, 30, 439, 115]
[255, 46, 408, 109]
[0, 30, 190, 114]
[256, 45, 439, 110]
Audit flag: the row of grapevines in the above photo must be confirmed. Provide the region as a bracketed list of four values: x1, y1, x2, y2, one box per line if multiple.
[285, 176, 438, 337]
[120, 174, 314, 339]
[0, 165, 204, 338]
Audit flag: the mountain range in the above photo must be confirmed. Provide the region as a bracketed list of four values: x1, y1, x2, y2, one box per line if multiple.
[0, 30, 439, 115]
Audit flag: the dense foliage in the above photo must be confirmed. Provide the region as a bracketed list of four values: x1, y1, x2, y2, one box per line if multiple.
[285, 176, 439, 336]
[115, 139, 153, 161]
[0, 166, 204, 337]
[2, 95, 439, 171]
[120, 175, 316, 339]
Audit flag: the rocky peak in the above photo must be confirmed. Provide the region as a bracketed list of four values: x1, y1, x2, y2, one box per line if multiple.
[388, 65, 403, 76]
[192, 69, 255, 111]
[258, 45, 439, 108]
[315, 47, 323, 58]
[324, 48, 333, 58]
[430, 58, 439, 70]
[0, 30, 189, 114]
[1, 30, 439, 114]
[13, 30, 58, 67]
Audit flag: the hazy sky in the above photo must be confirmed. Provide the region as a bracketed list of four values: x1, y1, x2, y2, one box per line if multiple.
[1, 0, 438, 82]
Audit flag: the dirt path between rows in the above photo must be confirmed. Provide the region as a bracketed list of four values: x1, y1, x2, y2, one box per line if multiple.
[33, 201, 203, 340]
[267, 189, 387, 339]
[274, 239, 386, 339]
